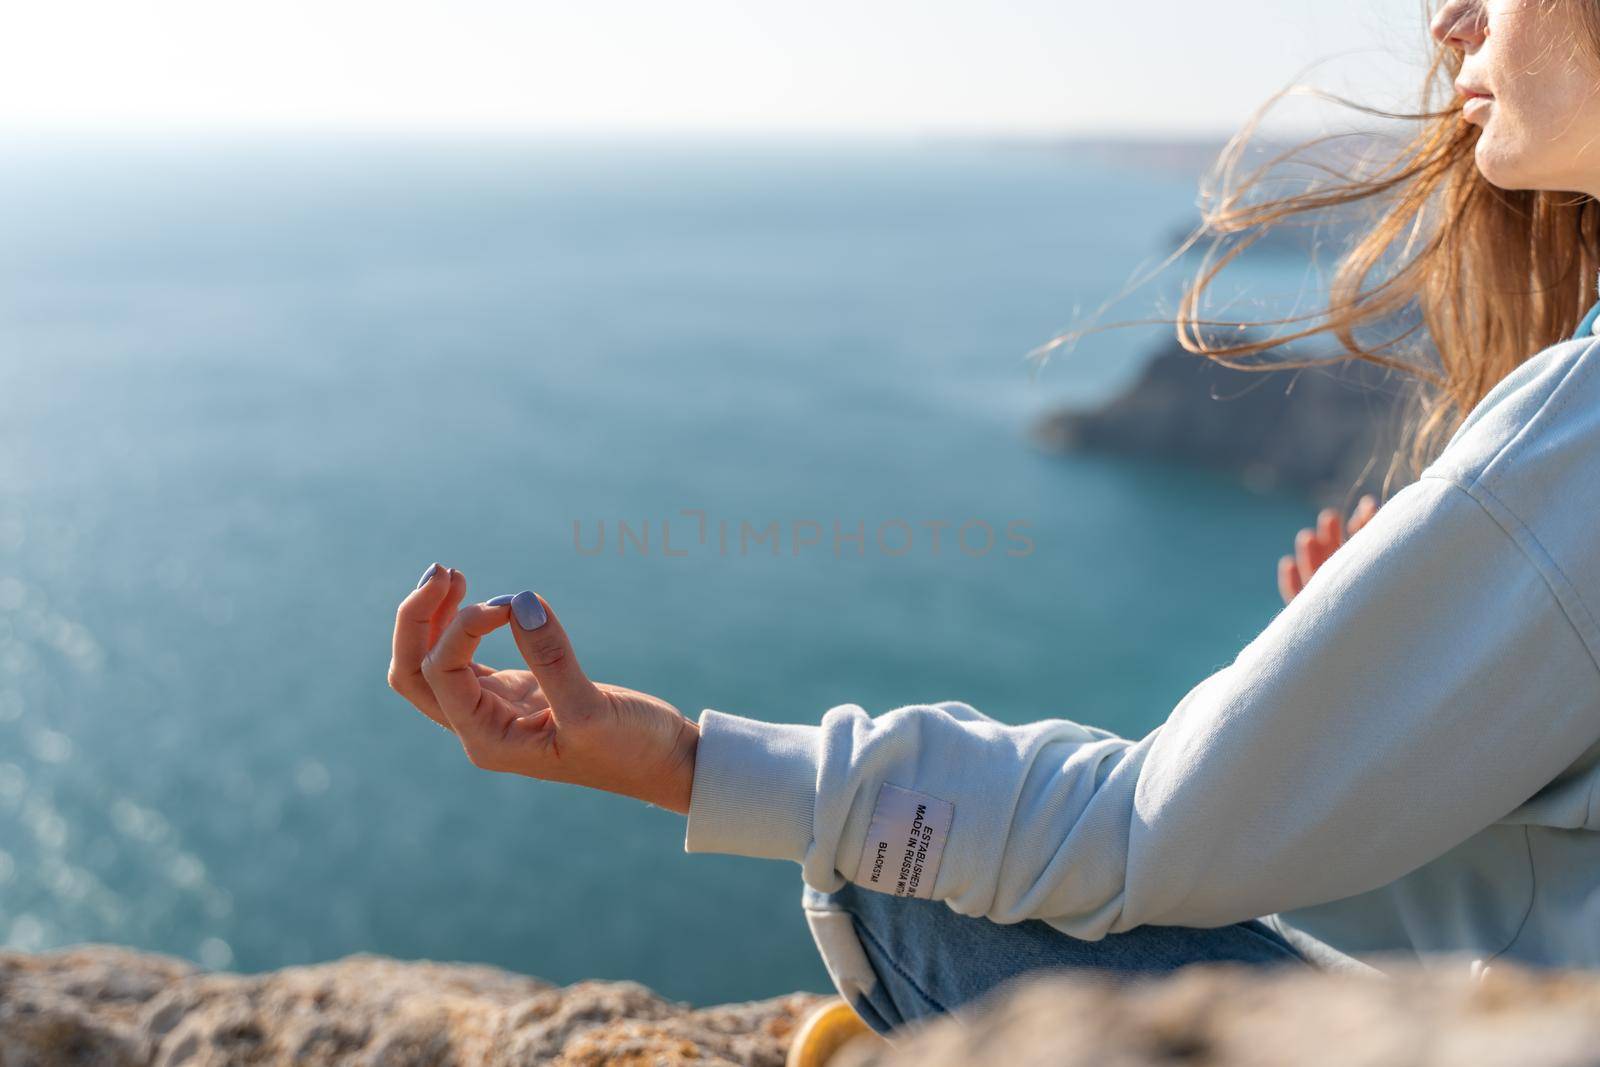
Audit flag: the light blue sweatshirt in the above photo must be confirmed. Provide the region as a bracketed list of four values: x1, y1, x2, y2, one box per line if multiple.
[683, 312, 1600, 978]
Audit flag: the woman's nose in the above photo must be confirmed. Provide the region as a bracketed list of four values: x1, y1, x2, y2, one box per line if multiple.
[1430, 0, 1486, 50]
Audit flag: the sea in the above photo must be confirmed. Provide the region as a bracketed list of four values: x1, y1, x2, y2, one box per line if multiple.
[0, 131, 1321, 1006]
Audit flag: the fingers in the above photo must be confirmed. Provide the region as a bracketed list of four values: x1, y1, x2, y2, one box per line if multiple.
[504, 591, 600, 711]
[1316, 507, 1344, 551]
[430, 568, 469, 649]
[1348, 493, 1379, 535]
[389, 562, 461, 728]
[1281, 496, 1380, 603]
[422, 601, 517, 742]
[1277, 554, 1304, 604]
[1293, 527, 1318, 590]
[389, 565, 497, 734]
[1295, 508, 1344, 585]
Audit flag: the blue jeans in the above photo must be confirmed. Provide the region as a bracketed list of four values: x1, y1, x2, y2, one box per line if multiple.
[802, 881, 1313, 1038]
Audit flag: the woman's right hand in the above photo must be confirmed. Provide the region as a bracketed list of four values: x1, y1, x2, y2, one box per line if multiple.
[387, 565, 700, 814]
[1277, 494, 1379, 605]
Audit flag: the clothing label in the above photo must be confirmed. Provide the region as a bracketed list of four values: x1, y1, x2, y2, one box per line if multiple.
[856, 782, 954, 900]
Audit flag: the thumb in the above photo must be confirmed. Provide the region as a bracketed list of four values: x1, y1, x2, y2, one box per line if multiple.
[505, 590, 599, 709]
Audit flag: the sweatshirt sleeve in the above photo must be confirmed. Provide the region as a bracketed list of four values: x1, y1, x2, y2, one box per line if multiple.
[682, 473, 1600, 935]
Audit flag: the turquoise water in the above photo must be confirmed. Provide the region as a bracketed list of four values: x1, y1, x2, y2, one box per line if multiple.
[0, 134, 1317, 1006]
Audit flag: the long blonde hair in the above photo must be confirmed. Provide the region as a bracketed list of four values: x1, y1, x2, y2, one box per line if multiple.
[1032, 0, 1600, 503]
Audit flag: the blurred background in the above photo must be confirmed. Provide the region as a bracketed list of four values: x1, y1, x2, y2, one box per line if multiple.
[0, 0, 1427, 1007]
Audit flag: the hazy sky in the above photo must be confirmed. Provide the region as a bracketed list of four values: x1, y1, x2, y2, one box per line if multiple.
[0, 1, 1433, 136]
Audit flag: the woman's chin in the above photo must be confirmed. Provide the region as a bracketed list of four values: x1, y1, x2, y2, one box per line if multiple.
[1471, 137, 1520, 190]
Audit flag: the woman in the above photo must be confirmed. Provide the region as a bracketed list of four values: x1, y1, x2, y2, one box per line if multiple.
[385, 0, 1600, 1048]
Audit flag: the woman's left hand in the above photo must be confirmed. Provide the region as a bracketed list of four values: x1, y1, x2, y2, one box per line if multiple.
[1277, 494, 1379, 605]
[386, 564, 699, 814]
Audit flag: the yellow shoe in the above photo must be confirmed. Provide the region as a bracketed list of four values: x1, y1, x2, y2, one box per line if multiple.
[787, 997, 890, 1067]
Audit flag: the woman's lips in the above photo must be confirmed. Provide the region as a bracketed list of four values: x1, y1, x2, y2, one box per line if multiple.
[1464, 95, 1492, 121]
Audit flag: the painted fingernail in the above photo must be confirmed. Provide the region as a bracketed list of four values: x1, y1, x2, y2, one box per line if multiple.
[510, 590, 547, 630]
[415, 563, 441, 589]
[485, 594, 515, 607]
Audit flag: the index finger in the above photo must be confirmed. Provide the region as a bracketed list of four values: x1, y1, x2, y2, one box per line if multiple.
[421, 601, 515, 737]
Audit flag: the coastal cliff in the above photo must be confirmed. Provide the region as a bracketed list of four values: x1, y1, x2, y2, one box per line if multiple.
[1032, 333, 1413, 507]
[10, 945, 1600, 1066]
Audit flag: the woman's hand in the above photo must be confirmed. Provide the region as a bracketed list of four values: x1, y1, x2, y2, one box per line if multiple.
[1276, 494, 1379, 605]
[387, 564, 699, 814]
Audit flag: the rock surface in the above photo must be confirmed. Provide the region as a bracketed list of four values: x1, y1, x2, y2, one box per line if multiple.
[0, 944, 826, 1066]
[13, 945, 1600, 1067]
[1032, 334, 1413, 507]
[849, 961, 1600, 1067]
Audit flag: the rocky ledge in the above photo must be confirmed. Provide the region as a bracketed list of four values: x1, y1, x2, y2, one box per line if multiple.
[0, 944, 826, 1066]
[839, 960, 1600, 1067]
[9, 945, 1600, 1066]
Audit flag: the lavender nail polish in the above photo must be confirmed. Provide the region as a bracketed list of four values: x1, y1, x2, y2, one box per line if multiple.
[415, 563, 441, 589]
[510, 590, 547, 630]
[485, 594, 516, 607]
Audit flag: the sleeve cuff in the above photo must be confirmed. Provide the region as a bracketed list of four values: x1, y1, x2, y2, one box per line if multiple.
[683, 708, 820, 862]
